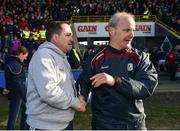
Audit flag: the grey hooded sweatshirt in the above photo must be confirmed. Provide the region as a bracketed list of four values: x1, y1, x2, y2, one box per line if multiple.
[26, 41, 80, 129]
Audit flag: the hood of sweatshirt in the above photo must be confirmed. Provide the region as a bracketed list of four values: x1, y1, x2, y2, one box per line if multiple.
[38, 41, 66, 58]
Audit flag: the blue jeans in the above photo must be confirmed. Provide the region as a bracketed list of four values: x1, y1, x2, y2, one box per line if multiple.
[7, 99, 27, 130]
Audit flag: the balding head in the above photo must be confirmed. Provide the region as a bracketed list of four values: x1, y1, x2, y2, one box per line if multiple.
[108, 12, 135, 28]
[108, 12, 135, 50]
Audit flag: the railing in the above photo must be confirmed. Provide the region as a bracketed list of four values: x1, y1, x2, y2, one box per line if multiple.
[71, 15, 158, 22]
[156, 19, 180, 38]
[71, 15, 110, 23]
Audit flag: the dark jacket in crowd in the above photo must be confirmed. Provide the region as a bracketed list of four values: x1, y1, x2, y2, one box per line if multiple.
[4, 55, 27, 102]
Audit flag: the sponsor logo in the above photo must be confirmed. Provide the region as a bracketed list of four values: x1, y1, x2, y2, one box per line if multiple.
[77, 25, 97, 34]
[101, 66, 109, 69]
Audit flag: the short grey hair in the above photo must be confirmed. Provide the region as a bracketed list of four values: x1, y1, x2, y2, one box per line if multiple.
[108, 12, 135, 28]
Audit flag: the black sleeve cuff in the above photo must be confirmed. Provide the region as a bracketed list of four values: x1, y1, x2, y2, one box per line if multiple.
[114, 76, 122, 87]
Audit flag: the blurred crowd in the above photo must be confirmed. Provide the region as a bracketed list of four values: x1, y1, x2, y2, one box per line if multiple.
[0, 0, 180, 70]
[149, 46, 180, 80]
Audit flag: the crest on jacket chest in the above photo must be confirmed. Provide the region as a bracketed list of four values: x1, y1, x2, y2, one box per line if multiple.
[127, 63, 133, 71]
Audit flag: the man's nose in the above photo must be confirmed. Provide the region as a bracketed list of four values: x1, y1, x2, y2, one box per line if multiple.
[129, 31, 134, 38]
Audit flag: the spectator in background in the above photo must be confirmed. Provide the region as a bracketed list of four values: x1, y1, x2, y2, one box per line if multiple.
[1, 47, 12, 69]
[1, 27, 12, 48]
[57, 8, 67, 21]
[0, 36, 2, 51]
[26, 22, 86, 130]
[0, 49, 4, 69]
[3, 46, 28, 130]
[67, 48, 82, 69]
[0, 9, 5, 28]
[4, 14, 13, 25]
[76, 12, 158, 130]
[157, 49, 167, 72]
[18, 17, 29, 30]
[23, 35, 38, 67]
[83, 45, 94, 62]
[38, 24, 46, 40]
[28, 14, 40, 29]
[82, 45, 94, 69]
[11, 35, 21, 55]
[1, 0, 180, 37]
[149, 47, 158, 70]
[166, 49, 177, 80]
[176, 18, 180, 32]
[30, 27, 39, 41]
[20, 27, 30, 40]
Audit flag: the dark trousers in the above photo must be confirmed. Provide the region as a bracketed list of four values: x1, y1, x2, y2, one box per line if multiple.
[7, 99, 27, 130]
[92, 117, 146, 130]
[168, 64, 177, 80]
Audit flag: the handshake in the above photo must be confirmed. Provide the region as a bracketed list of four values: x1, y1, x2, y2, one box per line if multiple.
[2, 88, 9, 96]
[76, 95, 86, 112]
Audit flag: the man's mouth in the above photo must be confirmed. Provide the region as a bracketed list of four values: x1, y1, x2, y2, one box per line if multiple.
[125, 39, 131, 42]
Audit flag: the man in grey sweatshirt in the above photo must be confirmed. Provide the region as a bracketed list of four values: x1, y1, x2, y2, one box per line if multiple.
[26, 22, 86, 130]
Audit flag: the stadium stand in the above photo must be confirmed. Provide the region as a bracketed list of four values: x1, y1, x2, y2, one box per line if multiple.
[0, 0, 179, 69]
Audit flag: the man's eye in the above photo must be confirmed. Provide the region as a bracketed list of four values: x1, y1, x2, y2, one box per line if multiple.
[123, 29, 135, 32]
[66, 33, 72, 37]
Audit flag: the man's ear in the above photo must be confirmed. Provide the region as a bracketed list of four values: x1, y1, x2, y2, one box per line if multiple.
[108, 26, 114, 36]
[54, 34, 59, 40]
[52, 34, 59, 43]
